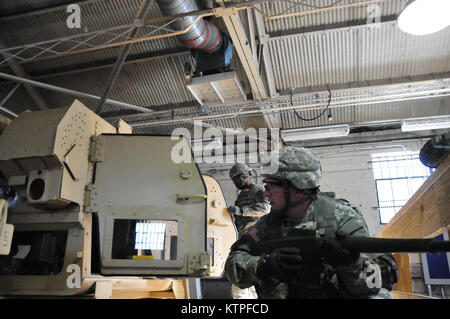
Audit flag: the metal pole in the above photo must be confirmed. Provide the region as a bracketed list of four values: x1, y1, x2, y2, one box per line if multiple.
[0, 83, 20, 107]
[0, 105, 18, 118]
[0, 83, 20, 117]
[265, 0, 387, 21]
[0, 72, 153, 113]
[0, 3, 252, 66]
[95, 0, 154, 114]
[129, 90, 450, 128]
[0, 37, 49, 110]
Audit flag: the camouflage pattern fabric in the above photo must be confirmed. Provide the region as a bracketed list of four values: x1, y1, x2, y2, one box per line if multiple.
[231, 285, 258, 299]
[229, 163, 251, 180]
[264, 147, 322, 189]
[225, 192, 396, 299]
[233, 183, 270, 237]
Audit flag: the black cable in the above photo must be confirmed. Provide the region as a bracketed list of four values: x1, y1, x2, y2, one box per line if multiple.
[292, 89, 332, 122]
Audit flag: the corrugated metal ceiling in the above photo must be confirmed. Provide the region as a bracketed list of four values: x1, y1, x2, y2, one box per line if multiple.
[268, 23, 450, 90]
[262, 0, 406, 32]
[0, 0, 449, 135]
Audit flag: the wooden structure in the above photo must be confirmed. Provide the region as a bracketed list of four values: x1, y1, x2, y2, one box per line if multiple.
[83, 277, 191, 299]
[377, 153, 450, 298]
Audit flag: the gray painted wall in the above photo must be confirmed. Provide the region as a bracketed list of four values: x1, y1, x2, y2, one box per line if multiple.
[200, 139, 426, 237]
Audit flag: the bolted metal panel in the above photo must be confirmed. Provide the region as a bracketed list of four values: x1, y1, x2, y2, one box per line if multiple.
[93, 134, 208, 276]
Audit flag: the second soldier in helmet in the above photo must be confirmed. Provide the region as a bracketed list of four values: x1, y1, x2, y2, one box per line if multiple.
[228, 163, 270, 237]
[227, 163, 270, 299]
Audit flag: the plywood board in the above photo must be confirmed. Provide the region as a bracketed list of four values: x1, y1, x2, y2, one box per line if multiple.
[392, 253, 412, 293]
[391, 291, 437, 299]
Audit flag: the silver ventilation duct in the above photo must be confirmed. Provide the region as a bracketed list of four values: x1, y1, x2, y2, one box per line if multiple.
[156, 0, 223, 53]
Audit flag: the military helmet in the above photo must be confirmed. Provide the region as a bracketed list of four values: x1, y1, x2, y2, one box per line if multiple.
[229, 163, 251, 180]
[264, 146, 322, 189]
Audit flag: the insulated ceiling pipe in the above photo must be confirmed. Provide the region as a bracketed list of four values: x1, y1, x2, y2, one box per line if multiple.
[155, 0, 223, 53]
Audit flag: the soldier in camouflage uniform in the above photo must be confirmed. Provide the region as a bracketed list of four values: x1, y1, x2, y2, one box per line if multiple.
[228, 163, 270, 237]
[225, 147, 398, 299]
[227, 163, 270, 299]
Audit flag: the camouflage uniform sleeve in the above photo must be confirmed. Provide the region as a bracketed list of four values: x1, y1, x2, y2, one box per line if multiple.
[333, 204, 384, 297]
[243, 184, 270, 217]
[236, 185, 270, 217]
[250, 187, 271, 214]
[224, 235, 262, 289]
[241, 202, 270, 217]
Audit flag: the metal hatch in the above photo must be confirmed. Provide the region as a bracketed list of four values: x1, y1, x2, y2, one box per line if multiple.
[88, 134, 209, 276]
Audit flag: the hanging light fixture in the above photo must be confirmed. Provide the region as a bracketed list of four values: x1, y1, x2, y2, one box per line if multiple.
[401, 116, 450, 132]
[397, 0, 450, 36]
[281, 124, 350, 141]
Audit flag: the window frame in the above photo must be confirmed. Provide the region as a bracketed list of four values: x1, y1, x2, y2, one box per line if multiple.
[371, 152, 434, 224]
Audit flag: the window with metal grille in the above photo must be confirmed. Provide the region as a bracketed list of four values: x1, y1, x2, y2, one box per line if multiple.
[371, 151, 434, 224]
[135, 221, 166, 250]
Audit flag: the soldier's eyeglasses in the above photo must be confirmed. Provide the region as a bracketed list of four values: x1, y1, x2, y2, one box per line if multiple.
[263, 182, 284, 192]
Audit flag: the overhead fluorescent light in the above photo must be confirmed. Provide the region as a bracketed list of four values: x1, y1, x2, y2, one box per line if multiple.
[281, 124, 349, 141]
[398, 0, 450, 36]
[401, 116, 450, 132]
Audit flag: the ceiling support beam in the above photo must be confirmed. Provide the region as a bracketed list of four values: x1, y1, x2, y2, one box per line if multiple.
[0, 38, 49, 110]
[0, 4, 251, 67]
[95, 0, 154, 114]
[0, 71, 153, 113]
[278, 72, 450, 96]
[254, 6, 277, 99]
[252, 4, 282, 129]
[116, 73, 450, 127]
[217, 7, 267, 101]
[129, 91, 450, 128]
[0, 83, 20, 117]
[103, 72, 450, 122]
[0, 50, 190, 82]
[264, 0, 388, 21]
[268, 15, 398, 40]
[216, 6, 282, 129]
